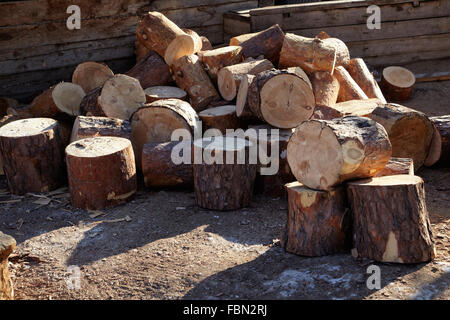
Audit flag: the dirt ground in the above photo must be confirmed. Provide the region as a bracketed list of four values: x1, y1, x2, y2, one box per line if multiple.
[1, 60, 449, 300]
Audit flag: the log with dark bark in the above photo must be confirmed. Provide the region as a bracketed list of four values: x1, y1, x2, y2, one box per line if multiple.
[375, 157, 414, 177]
[66, 136, 137, 210]
[125, 51, 172, 89]
[199, 105, 239, 134]
[0, 231, 15, 300]
[72, 61, 114, 94]
[346, 58, 386, 103]
[281, 182, 350, 256]
[70, 116, 131, 142]
[424, 115, 450, 167]
[199, 46, 243, 82]
[347, 175, 435, 263]
[380, 66, 415, 101]
[144, 86, 187, 103]
[287, 117, 392, 190]
[142, 140, 193, 188]
[0, 118, 66, 195]
[334, 66, 369, 102]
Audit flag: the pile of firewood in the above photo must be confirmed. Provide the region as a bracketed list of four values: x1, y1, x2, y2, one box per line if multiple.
[0, 12, 448, 264]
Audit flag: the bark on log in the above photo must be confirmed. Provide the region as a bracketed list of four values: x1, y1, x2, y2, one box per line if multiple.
[375, 157, 414, 177]
[312, 71, 340, 109]
[142, 140, 193, 188]
[136, 11, 195, 66]
[334, 66, 369, 102]
[380, 66, 415, 101]
[311, 105, 343, 120]
[347, 58, 386, 103]
[172, 54, 221, 111]
[72, 61, 114, 94]
[135, 40, 151, 62]
[347, 175, 435, 263]
[236, 74, 257, 119]
[0, 118, 66, 195]
[218, 58, 274, 101]
[70, 116, 131, 142]
[144, 86, 187, 103]
[424, 115, 450, 167]
[193, 136, 257, 210]
[287, 117, 392, 190]
[0, 232, 15, 300]
[66, 137, 137, 210]
[200, 46, 243, 82]
[125, 51, 172, 89]
[199, 105, 239, 134]
[281, 182, 349, 256]
[0, 114, 26, 175]
[229, 25, 285, 64]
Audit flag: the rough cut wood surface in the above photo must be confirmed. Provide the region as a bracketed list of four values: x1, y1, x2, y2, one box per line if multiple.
[380, 66, 415, 101]
[347, 175, 435, 264]
[425, 115, 450, 167]
[346, 58, 386, 103]
[70, 116, 131, 142]
[198, 105, 239, 134]
[72, 61, 114, 94]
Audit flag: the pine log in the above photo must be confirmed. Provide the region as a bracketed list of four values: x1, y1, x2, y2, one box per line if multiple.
[281, 182, 349, 256]
[333, 98, 382, 117]
[236, 74, 257, 119]
[347, 175, 435, 263]
[136, 11, 195, 65]
[0, 114, 25, 175]
[287, 66, 312, 89]
[217, 58, 274, 101]
[229, 24, 285, 64]
[125, 51, 172, 89]
[135, 40, 151, 62]
[0, 232, 15, 300]
[70, 116, 131, 142]
[72, 61, 114, 94]
[182, 28, 203, 53]
[424, 115, 450, 167]
[0, 118, 66, 194]
[312, 71, 340, 109]
[142, 140, 193, 188]
[347, 58, 386, 103]
[172, 54, 220, 111]
[380, 66, 415, 101]
[375, 157, 414, 177]
[287, 117, 392, 190]
[200, 36, 213, 51]
[66, 137, 136, 210]
[144, 86, 187, 103]
[200, 46, 243, 82]
[246, 68, 315, 128]
[193, 136, 257, 210]
[199, 105, 239, 134]
[334, 66, 369, 102]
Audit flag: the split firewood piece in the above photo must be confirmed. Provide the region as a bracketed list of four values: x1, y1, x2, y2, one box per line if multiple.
[0, 97, 18, 117]
[199, 105, 239, 134]
[125, 51, 172, 89]
[193, 136, 257, 210]
[142, 140, 193, 188]
[72, 61, 114, 94]
[136, 11, 195, 66]
[200, 46, 243, 82]
[346, 58, 386, 103]
[0, 118, 66, 195]
[144, 86, 187, 103]
[66, 137, 137, 210]
[135, 40, 151, 62]
[375, 157, 414, 177]
[380, 66, 415, 101]
[334, 66, 368, 102]
[182, 28, 203, 53]
[281, 182, 349, 256]
[80, 74, 146, 120]
[229, 24, 285, 63]
[70, 116, 131, 142]
[368, 103, 434, 170]
[28, 82, 85, 118]
[347, 175, 435, 263]
[311, 71, 340, 119]
[130, 99, 200, 167]
[0, 231, 15, 300]
[424, 115, 450, 167]
[172, 54, 221, 111]
[279, 33, 350, 74]
[246, 68, 315, 128]
[287, 117, 392, 191]
[218, 58, 274, 101]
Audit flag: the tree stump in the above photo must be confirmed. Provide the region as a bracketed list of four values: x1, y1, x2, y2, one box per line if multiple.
[70, 116, 131, 142]
[287, 117, 392, 190]
[0, 118, 66, 194]
[346, 58, 386, 103]
[199, 46, 243, 82]
[72, 61, 114, 94]
[198, 105, 239, 134]
[144, 86, 187, 103]
[142, 140, 193, 188]
[281, 182, 349, 256]
[424, 115, 450, 167]
[375, 157, 414, 177]
[334, 66, 369, 102]
[193, 136, 257, 210]
[347, 175, 435, 263]
[125, 51, 172, 90]
[66, 136, 137, 210]
[0, 232, 15, 300]
[380, 66, 415, 101]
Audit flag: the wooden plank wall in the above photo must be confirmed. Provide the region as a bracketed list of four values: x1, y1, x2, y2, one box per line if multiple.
[0, 0, 258, 102]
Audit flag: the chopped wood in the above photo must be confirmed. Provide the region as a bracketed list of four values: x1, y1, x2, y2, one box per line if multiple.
[125, 51, 172, 89]
[347, 58, 386, 103]
[199, 105, 239, 134]
[200, 46, 243, 82]
[70, 116, 131, 142]
[380, 66, 416, 101]
[334, 66, 369, 102]
[424, 115, 450, 167]
[144, 86, 187, 103]
[375, 157, 414, 177]
[72, 61, 114, 94]
[182, 28, 203, 53]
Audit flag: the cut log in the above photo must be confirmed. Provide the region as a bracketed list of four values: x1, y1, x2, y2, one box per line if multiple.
[172, 54, 221, 111]
[312, 71, 340, 108]
[70, 116, 131, 142]
[375, 157, 414, 177]
[72, 61, 114, 94]
[368, 103, 434, 170]
[334, 66, 369, 102]
[236, 74, 257, 119]
[135, 40, 151, 62]
[193, 136, 257, 210]
[142, 140, 193, 188]
[281, 182, 349, 256]
[424, 115, 450, 167]
[0, 118, 66, 195]
[130, 99, 200, 167]
[136, 11, 195, 66]
[144, 86, 187, 103]
[333, 98, 382, 117]
[6, 104, 32, 118]
[125, 51, 172, 89]
[80, 87, 102, 116]
[0, 97, 18, 117]
[287, 117, 392, 191]
[279, 33, 350, 74]
[199, 105, 239, 134]
[200, 36, 213, 51]
[200, 46, 243, 82]
[217, 58, 274, 101]
[247, 68, 315, 128]
[0, 231, 15, 300]
[347, 58, 386, 103]
[66, 137, 137, 210]
[229, 25, 285, 64]
[287, 67, 312, 89]
[182, 28, 203, 53]
[380, 66, 415, 101]
[311, 105, 343, 120]
[347, 175, 435, 263]
[28, 82, 85, 118]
